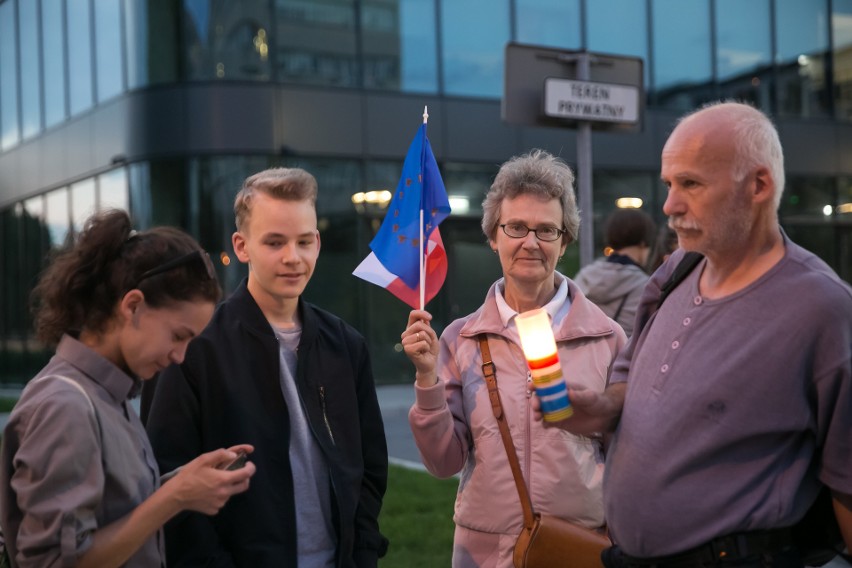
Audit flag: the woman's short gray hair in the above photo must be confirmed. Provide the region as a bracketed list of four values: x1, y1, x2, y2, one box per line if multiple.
[481, 149, 580, 244]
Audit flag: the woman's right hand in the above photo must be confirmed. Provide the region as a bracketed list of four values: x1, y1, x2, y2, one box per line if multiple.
[401, 310, 439, 387]
[165, 444, 256, 515]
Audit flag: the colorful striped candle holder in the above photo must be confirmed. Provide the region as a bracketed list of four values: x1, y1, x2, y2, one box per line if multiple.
[515, 308, 573, 422]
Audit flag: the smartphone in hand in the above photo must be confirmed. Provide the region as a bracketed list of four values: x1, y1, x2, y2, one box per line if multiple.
[219, 450, 248, 471]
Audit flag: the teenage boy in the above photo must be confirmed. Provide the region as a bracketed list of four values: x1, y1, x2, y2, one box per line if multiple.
[145, 167, 389, 567]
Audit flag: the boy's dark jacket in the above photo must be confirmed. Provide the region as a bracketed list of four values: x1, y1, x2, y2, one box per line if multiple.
[143, 280, 389, 567]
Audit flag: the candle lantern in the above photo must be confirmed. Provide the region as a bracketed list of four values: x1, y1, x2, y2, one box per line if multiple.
[514, 308, 573, 422]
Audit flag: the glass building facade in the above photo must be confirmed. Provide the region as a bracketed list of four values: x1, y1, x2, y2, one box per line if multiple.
[1, 0, 851, 384]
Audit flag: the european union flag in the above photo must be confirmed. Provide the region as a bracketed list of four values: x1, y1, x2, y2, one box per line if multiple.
[369, 123, 451, 289]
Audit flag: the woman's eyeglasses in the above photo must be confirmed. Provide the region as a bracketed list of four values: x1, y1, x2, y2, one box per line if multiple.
[499, 223, 565, 242]
[136, 250, 216, 287]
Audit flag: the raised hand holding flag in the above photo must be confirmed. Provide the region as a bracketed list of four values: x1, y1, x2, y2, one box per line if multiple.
[353, 108, 451, 308]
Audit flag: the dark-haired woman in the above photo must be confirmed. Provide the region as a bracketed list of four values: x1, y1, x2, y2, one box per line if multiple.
[0, 209, 255, 568]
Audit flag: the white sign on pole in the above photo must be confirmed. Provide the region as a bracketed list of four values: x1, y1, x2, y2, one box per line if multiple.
[544, 78, 639, 124]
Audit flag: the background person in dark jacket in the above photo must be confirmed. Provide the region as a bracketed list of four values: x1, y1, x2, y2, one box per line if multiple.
[573, 208, 656, 336]
[143, 168, 389, 567]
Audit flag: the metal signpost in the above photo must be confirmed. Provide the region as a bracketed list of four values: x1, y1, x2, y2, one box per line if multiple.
[502, 43, 644, 268]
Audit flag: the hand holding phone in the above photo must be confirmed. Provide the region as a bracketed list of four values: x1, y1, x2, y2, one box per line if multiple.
[219, 450, 248, 471]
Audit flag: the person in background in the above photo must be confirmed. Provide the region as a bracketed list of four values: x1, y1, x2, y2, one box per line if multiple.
[401, 149, 626, 567]
[0, 209, 255, 568]
[537, 101, 852, 566]
[645, 224, 678, 274]
[144, 167, 388, 567]
[574, 208, 656, 336]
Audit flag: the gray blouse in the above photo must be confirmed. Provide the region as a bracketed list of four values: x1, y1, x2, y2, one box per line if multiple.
[0, 335, 165, 567]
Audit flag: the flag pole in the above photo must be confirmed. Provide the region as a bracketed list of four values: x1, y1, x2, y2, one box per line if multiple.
[419, 106, 428, 310]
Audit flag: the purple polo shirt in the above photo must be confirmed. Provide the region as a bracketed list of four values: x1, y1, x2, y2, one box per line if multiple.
[604, 239, 852, 557]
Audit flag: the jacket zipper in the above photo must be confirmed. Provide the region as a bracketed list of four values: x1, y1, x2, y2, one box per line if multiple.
[312, 385, 341, 555]
[319, 386, 336, 445]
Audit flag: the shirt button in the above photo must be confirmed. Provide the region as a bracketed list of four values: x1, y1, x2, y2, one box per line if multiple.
[671, 340, 680, 349]
[694, 296, 703, 305]
[683, 317, 691, 326]
[661, 364, 669, 373]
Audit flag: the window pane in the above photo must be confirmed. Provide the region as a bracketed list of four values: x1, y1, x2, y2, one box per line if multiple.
[715, 0, 770, 79]
[19, 0, 42, 139]
[715, 0, 771, 109]
[184, 0, 271, 81]
[16, 198, 54, 378]
[441, 161, 493, 221]
[95, 0, 124, 102]
[0, 0, 20, 149]
[361, 2, 398, 88]
[99, 168, 129, 212]
[71, 179, 97, 234]
[442, 0, 509, 97]
[516, 0, 580, 50]
[187, 156, 268, 292]
[363, 160, 401, 205]
[68, 0, 94, 115]
[651, 0, 713, 110]
[128, 162, 153, 228]
[218, 2, 272, 81]
[182, 0, 212, 79]
[42, 0, 66, 127]
[125, 0, 178, 87]
[1, 204, 49, 382]
[124, 0, 147, 88]
[22, 196, 48, 290]
[716, 0, 773, 108]
[780, 176, 834, 221]
[1, 208, 23, 343]
[833, 0, 852, 120]
[275, 0, 357, 87]
[45, 188, 70, 248]
[361, 0, 437, 92]
[777, 0, 829, 60]
[399, 0, 437, 92]
[588, 0, 648, 86]
[779, 177, 839, 278]
[776, 0, 830, 118]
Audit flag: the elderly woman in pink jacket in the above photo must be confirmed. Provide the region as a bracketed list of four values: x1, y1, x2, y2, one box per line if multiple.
[402, 149, 626, 568]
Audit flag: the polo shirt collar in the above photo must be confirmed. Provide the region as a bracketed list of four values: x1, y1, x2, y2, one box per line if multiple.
[56, 334, 141, 402]
[494, 273, 570, 328]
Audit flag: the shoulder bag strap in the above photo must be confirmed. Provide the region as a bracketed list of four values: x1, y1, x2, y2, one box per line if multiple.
[478, 335, 536, 529]
[658, 251, 704, 308]
[612, 293, 630, 322]
[31, 374, 95, 415]
[635, 251, 704, 334]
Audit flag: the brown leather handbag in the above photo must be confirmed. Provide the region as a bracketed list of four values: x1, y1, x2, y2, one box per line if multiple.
[478, 336, 610, 568]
